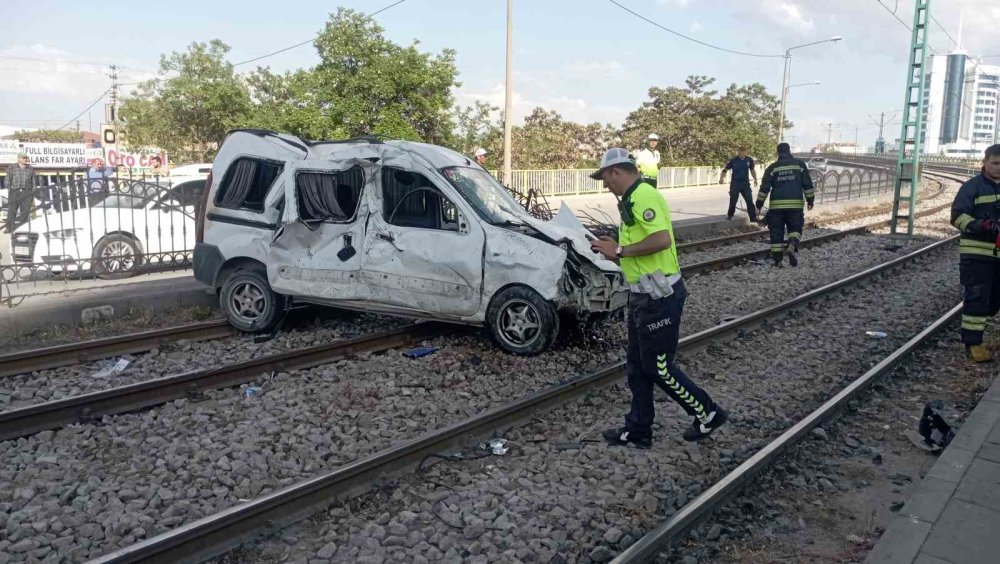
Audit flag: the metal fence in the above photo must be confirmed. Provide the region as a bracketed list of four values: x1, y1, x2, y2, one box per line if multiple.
[1, 172, 203, 307]
[809, 167, 895, 204]
[495, 165, 725, 197]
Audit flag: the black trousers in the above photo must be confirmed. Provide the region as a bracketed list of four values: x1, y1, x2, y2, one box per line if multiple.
[5, 189, 32, 234]
[624, 280, 717, 439]
[728, 181, 757, 221]
[960, 259, 1000, 346]
[767, 209, 805, 259]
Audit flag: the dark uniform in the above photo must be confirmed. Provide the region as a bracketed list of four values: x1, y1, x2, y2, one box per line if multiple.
[724, 156, 758, 222]
[606, 178, 726, 446]
[950, 170, 1000, 349]
[756, 153, 815, 265]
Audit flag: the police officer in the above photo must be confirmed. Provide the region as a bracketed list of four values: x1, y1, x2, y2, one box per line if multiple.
[635, 134, 661, 185]
[589, 148, 728, 447]
[719, 145, 759, 222]
[756, 143, 815, 267]
[950, 144, 1000, 363]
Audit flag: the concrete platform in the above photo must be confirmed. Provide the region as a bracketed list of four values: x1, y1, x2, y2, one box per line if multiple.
[866, 376, 1000, 564]
[0, 275, 214, 335]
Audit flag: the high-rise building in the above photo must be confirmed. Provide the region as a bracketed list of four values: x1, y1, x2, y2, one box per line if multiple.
[922, 51, 1000, 157]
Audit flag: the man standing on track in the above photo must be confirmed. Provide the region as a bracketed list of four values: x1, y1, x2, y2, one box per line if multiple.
[756, 142, 815, 267]
[950, 144, 1000, 363]
[719, 145, 759, 222]
[589, 148, 727, 447]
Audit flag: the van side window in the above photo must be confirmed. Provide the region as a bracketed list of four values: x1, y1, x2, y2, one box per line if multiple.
[381, 168, 459, 232]
[297, 166, 365, 223]
[214, 157, 283, 212]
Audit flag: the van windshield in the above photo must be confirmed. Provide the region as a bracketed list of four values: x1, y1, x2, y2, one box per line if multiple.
[440, 167, 526, 226]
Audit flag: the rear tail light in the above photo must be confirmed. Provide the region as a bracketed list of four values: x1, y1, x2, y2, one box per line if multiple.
[196, 170, 212, 243]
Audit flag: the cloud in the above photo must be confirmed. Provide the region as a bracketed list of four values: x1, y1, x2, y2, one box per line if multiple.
[454, 79, 631, 126]
[690, 20, 703, 33]
[659, 0, 692, 7]
[758, 0, 814, 34]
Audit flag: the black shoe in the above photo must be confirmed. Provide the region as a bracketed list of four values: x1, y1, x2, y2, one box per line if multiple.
[787, 246, 798, 267]
[682, 408, 729, 442]
[772, 257, 783, 267]
[726, 215, 734, 221]
[602, 427, 652, 449]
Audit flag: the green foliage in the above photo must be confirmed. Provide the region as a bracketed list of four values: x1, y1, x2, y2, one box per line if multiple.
[120, 40, 251, 163]
[10, 129, 86, 143]
[247, 8, 459, 144]
[621, 75, 785, 166]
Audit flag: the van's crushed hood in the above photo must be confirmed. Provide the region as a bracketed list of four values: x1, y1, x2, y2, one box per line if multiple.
[519, 204, 620, 273]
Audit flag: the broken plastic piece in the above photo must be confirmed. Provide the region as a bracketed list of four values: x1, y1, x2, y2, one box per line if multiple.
[488, 438, 509, 456]
[403, 346, 439, 359]
[865, 331, 888, 338]
[918, 400, 955, 450]
[243, 386, 263, 399]
[93, 357, 131, 378]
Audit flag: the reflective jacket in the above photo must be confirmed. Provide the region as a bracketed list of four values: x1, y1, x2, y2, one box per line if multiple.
[951, 172, 1000, 261]
[757, 155, 815, 210]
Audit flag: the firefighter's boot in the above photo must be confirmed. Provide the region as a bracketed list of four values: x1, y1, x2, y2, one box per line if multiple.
[967, 344, 993, 363]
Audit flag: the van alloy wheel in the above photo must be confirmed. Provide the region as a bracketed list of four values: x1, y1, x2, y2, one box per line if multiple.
[497, 299, 542, 348]
[230, 281, 268, 323]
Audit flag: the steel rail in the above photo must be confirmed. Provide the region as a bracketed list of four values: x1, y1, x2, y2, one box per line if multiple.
[0, 322, 449, 441]
[88, 234, 958, 564]
[0, 320, 233, 378]
[612, 301, 963, 563]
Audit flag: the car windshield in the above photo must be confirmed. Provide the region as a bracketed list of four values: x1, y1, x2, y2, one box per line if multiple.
[91, 195, 150, 209]
[439, 167, 526, 225]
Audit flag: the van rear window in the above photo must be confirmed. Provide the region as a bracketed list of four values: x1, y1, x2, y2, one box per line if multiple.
[214, 157, 283, 212]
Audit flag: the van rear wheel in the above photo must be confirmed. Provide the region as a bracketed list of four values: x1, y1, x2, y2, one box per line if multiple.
[220, 269, 286, 333]
[486, 286, 559, 355]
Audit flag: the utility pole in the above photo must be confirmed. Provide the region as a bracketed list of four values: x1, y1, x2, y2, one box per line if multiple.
[824, 122, 835, 145]
[108, 64, 120, 151]
[76, 120, 80, 133]
[502, 0, 513, 186]
[868, 111, 898, 154]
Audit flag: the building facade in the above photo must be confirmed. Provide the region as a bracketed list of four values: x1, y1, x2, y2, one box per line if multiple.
[922, 52, 1000, 157]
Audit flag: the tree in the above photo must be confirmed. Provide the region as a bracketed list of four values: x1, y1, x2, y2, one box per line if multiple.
[453, 101, 501, 156]
[119, 40, 252, 163]
[247, 9, 460, 144]
[621, 76, 784, 166]
[7, 129, 86, 143]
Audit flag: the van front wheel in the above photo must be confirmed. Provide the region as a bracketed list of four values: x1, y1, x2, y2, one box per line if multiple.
[220, 269, 286, 333]
[486, 286, 559, 355]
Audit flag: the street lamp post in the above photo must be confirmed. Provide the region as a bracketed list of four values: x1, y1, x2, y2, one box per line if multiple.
[777, 37, 842, 144]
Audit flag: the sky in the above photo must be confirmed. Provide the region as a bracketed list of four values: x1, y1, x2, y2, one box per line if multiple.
[2, 0, 999, 153]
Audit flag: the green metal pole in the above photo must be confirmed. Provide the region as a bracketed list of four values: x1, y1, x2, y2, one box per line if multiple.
[890, 0, 931, 236]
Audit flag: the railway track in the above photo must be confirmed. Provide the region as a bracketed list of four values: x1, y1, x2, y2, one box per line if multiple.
[0, 322, 451, 441]
[612, 302, 963, 563]
[87, 233, 959, 564]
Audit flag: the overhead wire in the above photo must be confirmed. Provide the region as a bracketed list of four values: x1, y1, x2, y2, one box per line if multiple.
[54, 89, 110, 131]
[607, 0, 783, 59]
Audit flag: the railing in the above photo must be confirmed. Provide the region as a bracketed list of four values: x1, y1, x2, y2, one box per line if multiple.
[808, 167, 895, 204]
[2, 172, 202, 307]
[493, 166, 725, 197]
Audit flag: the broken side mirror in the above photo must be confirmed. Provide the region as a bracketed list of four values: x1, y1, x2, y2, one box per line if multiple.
[458, 211, 470, 235]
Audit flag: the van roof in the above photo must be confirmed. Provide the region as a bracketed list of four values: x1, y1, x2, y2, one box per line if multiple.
[225, 129, 474, 169]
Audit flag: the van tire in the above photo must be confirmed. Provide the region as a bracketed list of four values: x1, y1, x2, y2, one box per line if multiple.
[486, 286, 559, 355]
[93, 234, 142, 280]
[220, 269, 287, 333]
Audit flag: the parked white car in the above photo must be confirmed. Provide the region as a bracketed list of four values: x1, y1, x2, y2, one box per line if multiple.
[11, 170, 209, 279]
[807, 157, 829, 172]
[193, 130, 627, 354]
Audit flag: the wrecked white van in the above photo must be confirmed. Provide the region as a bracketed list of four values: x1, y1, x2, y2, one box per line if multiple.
[193, 130, 627, 354]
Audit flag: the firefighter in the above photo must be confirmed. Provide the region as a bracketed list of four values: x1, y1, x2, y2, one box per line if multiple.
[719, 145, 759, 222]
[635, 134, 661, 185]
[951, 144, 1000, 363]
[589, 148, 728, 447]
[756, 143, 815, 267]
